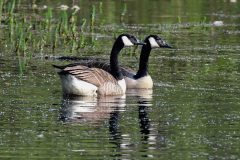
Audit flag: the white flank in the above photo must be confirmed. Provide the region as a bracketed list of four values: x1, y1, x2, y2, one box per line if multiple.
[149, 37, 159, 48]
[122, 36, 134, 47]
[117, 79, 126, 93]
[60, 74, 98, 96]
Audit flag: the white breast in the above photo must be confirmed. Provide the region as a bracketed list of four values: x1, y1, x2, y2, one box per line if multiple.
[124, 76, 138, 88]
[124, 75, 153, 89]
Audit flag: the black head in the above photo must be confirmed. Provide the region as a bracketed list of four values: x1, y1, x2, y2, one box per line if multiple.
[145, 35, 172, 48]
[117, 34, 145, 47]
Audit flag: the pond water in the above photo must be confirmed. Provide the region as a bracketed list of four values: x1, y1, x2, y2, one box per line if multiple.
[0, 0, 240, 159]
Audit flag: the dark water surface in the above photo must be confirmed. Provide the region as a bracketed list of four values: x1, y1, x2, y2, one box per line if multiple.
[1, 0, 240, 159]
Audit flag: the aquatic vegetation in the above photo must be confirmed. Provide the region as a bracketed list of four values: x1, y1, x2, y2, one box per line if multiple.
[0, 1, 94, 56]
[0, 1, 102, 73]
[43, 6, 53, 31]
[120, 3, 127, 23]
[90, 4, 96, 31]
[0, 0, 3, 23]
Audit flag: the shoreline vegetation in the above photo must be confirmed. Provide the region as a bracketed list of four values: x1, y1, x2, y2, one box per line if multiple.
[1, 0, 238, 76]
[0, 0, 89, 56]
[0, 0, 98, 74]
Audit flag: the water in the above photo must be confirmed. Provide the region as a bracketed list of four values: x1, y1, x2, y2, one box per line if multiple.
[1, 0, 240, 159]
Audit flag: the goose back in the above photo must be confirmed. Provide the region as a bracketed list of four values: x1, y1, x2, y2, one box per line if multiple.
[68, 60, 142, 88]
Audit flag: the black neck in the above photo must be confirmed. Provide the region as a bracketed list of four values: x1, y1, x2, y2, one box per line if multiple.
[134, 44, 151, 79]
[110, 39, 124, 80]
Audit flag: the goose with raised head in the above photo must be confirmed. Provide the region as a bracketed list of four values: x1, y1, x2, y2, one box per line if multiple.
[122, 35, 172, 89]
[53, 34, 145, 96]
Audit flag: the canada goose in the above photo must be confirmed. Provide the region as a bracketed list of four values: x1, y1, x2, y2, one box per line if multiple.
[53, 34, 144, 96]
[121, 35, 172, 89]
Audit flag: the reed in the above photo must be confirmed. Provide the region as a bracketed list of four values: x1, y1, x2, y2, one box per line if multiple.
[99, 2, 103, 14]
[178, 16, 182, 23]
[52, 25, 59, 52]
[18, 55, 25, 75]
[0, 0, 3, 24]
[81, 18, 87, 32]
[44, 7, 53, 31]
[91, 5, 96, 30]
[8, 0, 15, 16]
[79, 33, 85, 48]
[120, 3, 127, 22]
[59, 7, 69, 37]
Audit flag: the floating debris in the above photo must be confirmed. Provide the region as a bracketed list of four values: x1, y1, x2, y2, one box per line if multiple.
[32, 4, 37, 9]
[59, 5, 69, 11]
[213, 21, 224, 26]
[71, 5, 80, 12]
[42, 5, 48, 10]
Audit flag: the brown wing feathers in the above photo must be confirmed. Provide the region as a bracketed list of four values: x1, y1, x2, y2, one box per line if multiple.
[81, 61, 112, 73]
[78, 60, 136, 78]
[61, 65, 118, 87]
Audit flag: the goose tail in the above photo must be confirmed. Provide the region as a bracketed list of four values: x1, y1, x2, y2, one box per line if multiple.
[52, 64, 65, 70]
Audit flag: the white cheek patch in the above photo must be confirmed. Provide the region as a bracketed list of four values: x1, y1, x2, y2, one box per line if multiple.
[149, 37, 159, 48]
[122, 36, 134, 47]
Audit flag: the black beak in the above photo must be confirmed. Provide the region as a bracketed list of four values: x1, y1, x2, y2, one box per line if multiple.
[135, 39, 146, 45]
[158, 40, 173, 48]
[161, 43, 173, 48]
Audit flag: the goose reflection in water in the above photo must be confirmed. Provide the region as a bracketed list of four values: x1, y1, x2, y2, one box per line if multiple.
[126, 89, 153, 139]
[109, 89, 155, 154]
[59, 89, 158, 158]
[59, 95, 126, 123]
